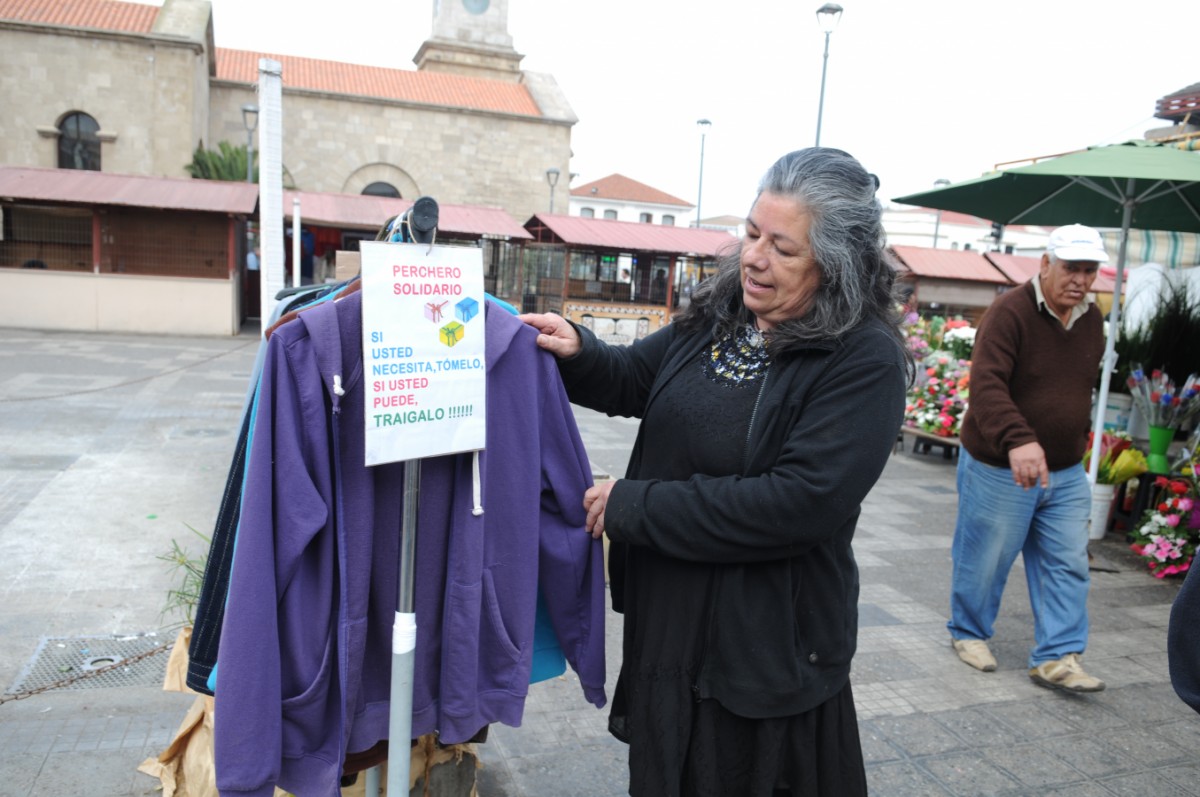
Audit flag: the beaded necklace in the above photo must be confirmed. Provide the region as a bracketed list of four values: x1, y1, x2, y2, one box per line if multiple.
[705, 324, 771, 386]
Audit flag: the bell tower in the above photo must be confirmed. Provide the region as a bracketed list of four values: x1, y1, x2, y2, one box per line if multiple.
[415, 0, 524, 82]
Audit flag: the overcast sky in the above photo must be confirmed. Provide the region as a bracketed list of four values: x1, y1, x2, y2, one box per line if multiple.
[199, 0, 1195, 219]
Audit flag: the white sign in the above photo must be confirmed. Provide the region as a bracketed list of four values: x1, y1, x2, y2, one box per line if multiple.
[361, 241, 486, 465]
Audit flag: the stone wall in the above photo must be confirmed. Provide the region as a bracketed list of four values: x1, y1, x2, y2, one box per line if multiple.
[209, 82, 571, 223]
[0, 24, 209, 178]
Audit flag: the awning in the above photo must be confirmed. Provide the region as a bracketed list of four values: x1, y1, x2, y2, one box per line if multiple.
[890, 246, 1009, 284]
[0, 166, 258, 214]
[283, 190, 531, 240]
[985, 252, 1118, 294]
[525, 213, 736, 257]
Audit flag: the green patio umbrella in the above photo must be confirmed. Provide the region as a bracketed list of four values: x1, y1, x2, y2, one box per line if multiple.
[893, 139, 1200, 486]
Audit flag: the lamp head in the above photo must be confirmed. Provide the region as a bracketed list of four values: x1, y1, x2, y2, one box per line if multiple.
[816, 3, 843, 33]
[241, 103, 259, 133]
[545, 167, 561, 188]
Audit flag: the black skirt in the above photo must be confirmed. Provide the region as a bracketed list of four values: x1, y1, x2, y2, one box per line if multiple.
[614, 664, 865, 797]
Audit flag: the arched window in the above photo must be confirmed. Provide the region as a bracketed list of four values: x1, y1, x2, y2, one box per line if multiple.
[362, 181, 401, 198]
[580, 207, 595, 218]
[58, 112, 101, 171]
[603, 209, 618, 220]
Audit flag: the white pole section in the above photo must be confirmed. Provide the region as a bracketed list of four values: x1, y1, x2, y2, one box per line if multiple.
[257, 59, 284, 326]
[292, 197, 302, 289]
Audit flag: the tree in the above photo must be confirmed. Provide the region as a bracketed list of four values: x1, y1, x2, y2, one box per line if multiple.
[185, 140, 254, 182]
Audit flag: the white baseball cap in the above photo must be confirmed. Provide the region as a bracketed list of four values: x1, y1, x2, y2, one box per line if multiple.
[1047, 224, 1109, 263]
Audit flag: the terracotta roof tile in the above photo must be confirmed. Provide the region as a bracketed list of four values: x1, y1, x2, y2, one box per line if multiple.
[571, 174, 691, 208]
[216, 49, 542, 117]
[0, 0, 156, 32]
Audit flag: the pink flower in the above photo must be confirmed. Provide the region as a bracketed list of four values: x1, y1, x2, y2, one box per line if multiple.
[1180, 498, 1194, 512]
[1166, 514, 1181, 528]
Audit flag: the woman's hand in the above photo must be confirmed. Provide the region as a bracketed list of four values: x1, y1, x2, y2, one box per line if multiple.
[583, 479, 617, 539]
[518, 312, 581, 359]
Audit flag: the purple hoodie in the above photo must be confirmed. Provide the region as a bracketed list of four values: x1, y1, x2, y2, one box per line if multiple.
[215, 292, 606, 797]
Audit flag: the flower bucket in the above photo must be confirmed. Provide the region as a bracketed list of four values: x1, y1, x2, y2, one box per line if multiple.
[1104, 392, 1132, 432]
[1148, 424, 1174, 475]
[1089, 483, 1116, 540]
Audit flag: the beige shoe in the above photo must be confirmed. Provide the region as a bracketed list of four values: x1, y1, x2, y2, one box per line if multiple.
[1029, 653, 1106, 693]
[952, 638, 997, 672]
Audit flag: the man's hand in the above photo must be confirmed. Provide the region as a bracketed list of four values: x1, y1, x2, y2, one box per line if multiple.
[1008, 441, 1049, 490]
[517, 312, 581, 359]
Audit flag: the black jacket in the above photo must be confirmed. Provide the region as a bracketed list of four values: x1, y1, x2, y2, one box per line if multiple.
[559, 317, 907, 718]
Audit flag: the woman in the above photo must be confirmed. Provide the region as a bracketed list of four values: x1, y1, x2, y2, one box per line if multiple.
[521, 148, 912, 796]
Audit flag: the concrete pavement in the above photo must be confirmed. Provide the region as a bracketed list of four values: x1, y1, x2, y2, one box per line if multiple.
[2, 324, 1199, 796]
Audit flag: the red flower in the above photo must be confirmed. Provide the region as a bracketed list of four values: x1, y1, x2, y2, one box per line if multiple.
[1171, 481, 1190, 495]
[1159, 502, 1171, 513]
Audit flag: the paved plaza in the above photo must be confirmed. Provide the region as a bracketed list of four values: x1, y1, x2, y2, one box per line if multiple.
[1, 325, 1199, 796]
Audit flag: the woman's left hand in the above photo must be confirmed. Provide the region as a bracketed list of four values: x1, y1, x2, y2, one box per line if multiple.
[583, 480, 617, 539]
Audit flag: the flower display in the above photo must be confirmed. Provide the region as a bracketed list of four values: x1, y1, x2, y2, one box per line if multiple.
[1129, 471, 1200, 578]
[902, 313, 973, 438]
[905, 354, 970, 437]
[1126, 365, 1200, 429]
[1082, 431, 1148, 485]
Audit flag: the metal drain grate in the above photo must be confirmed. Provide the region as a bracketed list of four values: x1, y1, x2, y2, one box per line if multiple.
[8, 634, 168, 694]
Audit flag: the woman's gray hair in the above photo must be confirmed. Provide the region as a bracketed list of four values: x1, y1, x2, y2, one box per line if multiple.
[676, 147, 908, 358]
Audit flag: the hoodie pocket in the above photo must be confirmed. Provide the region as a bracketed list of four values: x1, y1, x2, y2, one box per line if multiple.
[280, 629, 339, 757]
[442, 570, 524, 717]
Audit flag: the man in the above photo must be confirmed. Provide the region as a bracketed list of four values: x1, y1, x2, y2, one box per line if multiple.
[948, 224, 1108, 692]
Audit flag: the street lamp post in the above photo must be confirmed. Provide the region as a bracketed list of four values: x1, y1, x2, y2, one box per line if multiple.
[814, 3, 843, 147]
[241, 104, 259, 183]
[545, 167, 561, 214]
[931, 178, 950, 248]
[695, 119, 711, 229]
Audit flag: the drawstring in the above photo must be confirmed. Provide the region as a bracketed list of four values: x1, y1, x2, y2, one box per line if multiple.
[333, 374, 346, 397]
[471, 451, 484, 516]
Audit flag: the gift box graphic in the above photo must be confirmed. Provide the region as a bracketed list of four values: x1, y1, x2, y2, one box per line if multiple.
[424, 301, 448, 323]
[455, 297, 479, 324]
[440, 320, 465, 347]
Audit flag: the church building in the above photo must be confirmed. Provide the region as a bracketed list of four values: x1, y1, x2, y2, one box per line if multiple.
[0, 0, 575, 222]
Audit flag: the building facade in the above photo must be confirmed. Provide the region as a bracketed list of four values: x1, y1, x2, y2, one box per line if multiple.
[0, 0, 575, 223]
[567, 174, 694, 227]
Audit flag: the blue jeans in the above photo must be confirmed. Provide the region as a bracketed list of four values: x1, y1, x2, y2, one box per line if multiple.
[947, 447, 1092, 667]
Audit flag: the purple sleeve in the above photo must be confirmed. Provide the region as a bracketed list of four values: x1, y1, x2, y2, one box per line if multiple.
[535, 351, 608, 707]
[214, 336, 335, 796]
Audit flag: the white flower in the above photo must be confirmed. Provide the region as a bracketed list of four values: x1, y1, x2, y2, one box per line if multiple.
[943, 327, 976, 344]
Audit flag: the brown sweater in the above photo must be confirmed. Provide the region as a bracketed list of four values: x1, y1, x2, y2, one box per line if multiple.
[959, 281, 1105, 471]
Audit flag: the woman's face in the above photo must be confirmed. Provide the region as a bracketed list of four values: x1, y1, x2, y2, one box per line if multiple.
[740, 191, 821, 331]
